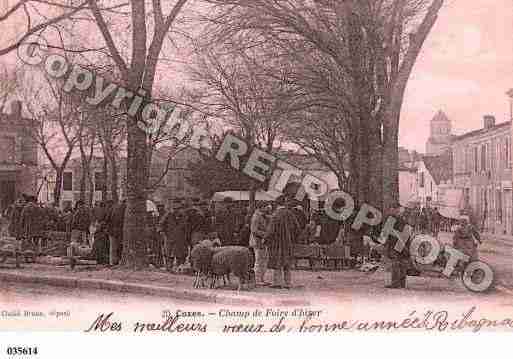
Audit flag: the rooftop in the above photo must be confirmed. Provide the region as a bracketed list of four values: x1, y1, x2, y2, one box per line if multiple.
[453, 121, 511, 142]
[423, 152, 453, 185]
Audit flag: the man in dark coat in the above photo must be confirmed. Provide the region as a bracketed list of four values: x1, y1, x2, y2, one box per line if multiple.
[71, 200, 91, 245]
[92, 220, 110, 264]
[20, 196, 44, 251]
[159, 208, 188, 271]
[431, 207, 441, 236]
[453, 216, 481, 263]
[184, 201, 206, 247]
[215, 198, 236, 246]
[264, 196, 300, 289]
[292, 205, 307, 233]
[383, 204, 411, 289]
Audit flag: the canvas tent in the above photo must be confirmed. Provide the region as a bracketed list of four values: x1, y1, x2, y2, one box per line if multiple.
[211, 190, 281, 202]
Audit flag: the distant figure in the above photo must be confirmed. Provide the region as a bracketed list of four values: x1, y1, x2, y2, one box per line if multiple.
[71, 200, 91, 245]
[419, 207, 429, 233]
[383, 204, 410, 289]
[431, 207, 441, 236]
[20, 195, 44, 251]
[92, 220, 110, 264]
[453, 215, 481, 263]
[107, 199, 126, 265]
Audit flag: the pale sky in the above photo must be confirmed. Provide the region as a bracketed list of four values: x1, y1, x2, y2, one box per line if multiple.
[1, 0, 512, 155]
[400, 0, 513, 152]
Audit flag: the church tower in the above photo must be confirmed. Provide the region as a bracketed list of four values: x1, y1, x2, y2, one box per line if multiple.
[426, 110, 452, 155]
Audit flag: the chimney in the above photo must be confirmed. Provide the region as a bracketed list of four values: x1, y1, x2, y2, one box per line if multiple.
[483, 115, 495, 129]
[10, 100, 22, 118]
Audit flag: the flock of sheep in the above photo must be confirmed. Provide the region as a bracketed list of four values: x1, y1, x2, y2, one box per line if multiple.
[190, 240, 256, 291]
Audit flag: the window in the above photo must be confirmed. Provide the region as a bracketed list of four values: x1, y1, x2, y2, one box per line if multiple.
[506, 137, 511, 169]
[0, 136, 15, 163]
[497, 190, 503, 223]
[94, 172, 106, 192]
[481, 144, 486, 172]
[484, 189, 488, 218]
[473, 147, 478, 173]
[62, 172, 73, 191]
[464, 147, 470, 173]
[419, 172, 425, 188]
[487, 142, 491, 173]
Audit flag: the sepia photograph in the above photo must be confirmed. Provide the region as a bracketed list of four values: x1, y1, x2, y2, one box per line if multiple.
[0, 0, 512, 350]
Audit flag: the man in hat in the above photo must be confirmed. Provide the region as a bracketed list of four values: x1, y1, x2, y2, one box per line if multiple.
[453, 215, 481, 263]
[71, 200, 91, 246]
[382, 203, 411, 289]
[264, 190, 301, 289]
[20, 195, 44, 251]
[250, 202, 271, 286]
[107, 199, 126, 265]
[159, 206, 188, 271]
[215, 197, 236, 246]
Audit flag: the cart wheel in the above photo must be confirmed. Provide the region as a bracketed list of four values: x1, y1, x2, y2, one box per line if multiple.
[460, 262, 495, 293]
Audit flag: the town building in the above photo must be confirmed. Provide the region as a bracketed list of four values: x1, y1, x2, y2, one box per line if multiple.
[0, 101, 38, 213]
[39, 146, 203, 210]
[399, 165, 418, 207]
[451, 116, 512, 235]
[425, 110, 454, 156]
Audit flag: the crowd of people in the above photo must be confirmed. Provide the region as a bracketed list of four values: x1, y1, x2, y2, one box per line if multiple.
[381, 204, 482, 289]
[401, 205, 445, 236]
[0, 192, 482, 291]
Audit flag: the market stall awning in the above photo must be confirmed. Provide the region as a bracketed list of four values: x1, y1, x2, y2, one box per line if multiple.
[211, 190, 281, 202]
[438, 206, 461, 220]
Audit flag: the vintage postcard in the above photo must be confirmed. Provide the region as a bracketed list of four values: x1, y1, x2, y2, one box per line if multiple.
[0, 0, 512, 348]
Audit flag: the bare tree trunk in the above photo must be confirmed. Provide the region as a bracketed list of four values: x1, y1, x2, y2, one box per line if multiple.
[368, 122, 383, 211]
[109, 154, 119, 202]
[382, 109, 400, 212]
[87, 168, 94, 206]
[102, 156, 108, 201]
[121, 116, 148, 269]
[54, 169, 63, 205]
[79, 165, 87, 202]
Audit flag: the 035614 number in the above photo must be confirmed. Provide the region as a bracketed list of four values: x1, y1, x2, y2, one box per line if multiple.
[6, 347, 38, 356]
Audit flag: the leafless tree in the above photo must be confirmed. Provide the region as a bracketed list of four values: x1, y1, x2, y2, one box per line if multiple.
[203, 0, 444, 210]
[20, 72, 80, 204]
[189, 45, 309, 208]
